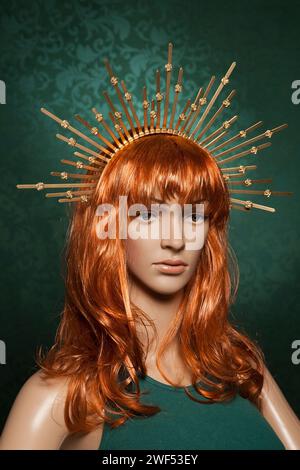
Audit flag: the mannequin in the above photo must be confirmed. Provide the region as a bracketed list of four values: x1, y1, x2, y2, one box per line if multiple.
[0, 134, 300, 450]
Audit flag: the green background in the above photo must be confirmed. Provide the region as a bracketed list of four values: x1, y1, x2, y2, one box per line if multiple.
[0, 0, 299, 432]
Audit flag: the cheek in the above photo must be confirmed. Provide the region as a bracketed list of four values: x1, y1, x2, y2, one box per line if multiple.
[186, 250, 202, 273]
[125, 239, 141, 266]
[125, 238, 153, 271]
[185, 221, 209, 267]
[184, 220, 209, 251]
[125, 218, 160, 269]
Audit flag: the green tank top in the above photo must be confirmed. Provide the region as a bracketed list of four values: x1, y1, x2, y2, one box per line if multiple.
[99, 374, 285, 450]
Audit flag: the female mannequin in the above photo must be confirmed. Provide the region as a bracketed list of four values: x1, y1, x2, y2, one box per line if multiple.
[0, 134, 299, 449]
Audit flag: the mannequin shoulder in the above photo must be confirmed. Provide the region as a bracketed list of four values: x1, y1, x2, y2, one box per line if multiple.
[259, 364, 300, 449]
[0, 369, 70, 449]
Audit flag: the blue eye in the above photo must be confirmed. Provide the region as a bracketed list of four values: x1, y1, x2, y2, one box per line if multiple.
[185, 213, 205, 223]
[136, 210, 207, 223]
[137, 210, 158, 222]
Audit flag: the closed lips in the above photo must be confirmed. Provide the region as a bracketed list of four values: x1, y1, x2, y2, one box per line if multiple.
[155, 260, 187, 266]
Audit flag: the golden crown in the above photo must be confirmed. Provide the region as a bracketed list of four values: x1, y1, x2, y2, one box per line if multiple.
[16, 42, 292, 212]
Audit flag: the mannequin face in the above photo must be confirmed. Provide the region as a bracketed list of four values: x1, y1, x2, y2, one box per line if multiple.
[125, 190, 210, 296]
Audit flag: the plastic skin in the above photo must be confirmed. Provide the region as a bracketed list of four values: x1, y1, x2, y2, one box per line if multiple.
[1, 194, 299, 450]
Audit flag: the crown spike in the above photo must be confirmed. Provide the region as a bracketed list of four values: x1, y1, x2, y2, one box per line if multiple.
[46, 189, 94, 198]
[272, 123, 288, 133]
[221, 164, 257, 173]
[191, 62, 236, 139]
[230, 197, 276, 212]
[175, 99, 191, 131]
[229, 188, 293, 196]
[194, 89, 236, 142]
[55, 133, 110, 163]
[73, 151, 105, 167]
[199, 115, 238, 147]
[91, 107, 123, 149]
[221, 169, 258, 179]
[212, 124, 288, 159]
[16, 182, 96, 190]
[227, 178, 273, 186]
[203, 130, 228, 149]
[230, 203, 252, 212]
[169, 67, 183, 129]
[150, 99, 156, 131]
[223, 172, 255, 178]
[162, 42, 173, 129]
[40, 108, 113, 157]
[103, 58, 137, 137]
[103, 92, 133, 143]
[108, 111, 127, 145]
[74, 114, 117, 152]
[50, 171, 96, 180]
[58, 195, 90, 203]
[60, 159, 101, 172]
[185, 76, 216, 135]
[155, 69, 163, 130]
[184, 91, 204, 134]
[179, 86, 204, 133]
[143, 86, 150, 133]
[120, 80, 143, 135]
[207, 121, 263, 152]
[217, 142, 272, 166]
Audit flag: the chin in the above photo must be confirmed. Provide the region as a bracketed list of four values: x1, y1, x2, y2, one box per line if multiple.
[148, 281, 187, 296]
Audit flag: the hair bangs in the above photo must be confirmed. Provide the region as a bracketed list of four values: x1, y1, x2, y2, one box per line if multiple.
[102, 134, 230, 222]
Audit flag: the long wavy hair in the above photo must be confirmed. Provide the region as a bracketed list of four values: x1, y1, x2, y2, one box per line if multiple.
[37, 133, 266, 434]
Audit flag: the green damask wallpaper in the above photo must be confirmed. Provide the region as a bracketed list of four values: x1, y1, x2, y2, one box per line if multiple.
[0, 0, 299, 434]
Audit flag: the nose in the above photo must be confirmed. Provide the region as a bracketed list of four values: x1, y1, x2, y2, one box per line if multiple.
[160, 211, 185, 251]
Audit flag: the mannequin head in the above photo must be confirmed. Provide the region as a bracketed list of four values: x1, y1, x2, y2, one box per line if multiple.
[38, 133, 265, 432]
[93, 133, 230, 298]
[124, 187, 210, 296]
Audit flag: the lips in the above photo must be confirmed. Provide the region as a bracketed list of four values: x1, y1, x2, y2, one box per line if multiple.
[153, 261, 188, 274]
[154, 259, 188, 266]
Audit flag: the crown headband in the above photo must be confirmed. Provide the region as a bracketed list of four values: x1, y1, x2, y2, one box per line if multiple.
[16, 42, 292, 212]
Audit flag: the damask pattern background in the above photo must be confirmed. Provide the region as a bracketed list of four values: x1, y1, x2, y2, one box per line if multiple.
[0, 0, 299, 429]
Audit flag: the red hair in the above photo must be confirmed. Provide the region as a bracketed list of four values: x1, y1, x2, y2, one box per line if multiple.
[37, 134, 265, 434]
